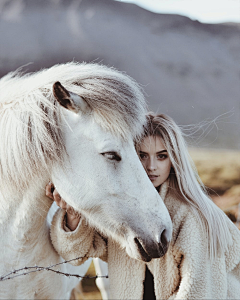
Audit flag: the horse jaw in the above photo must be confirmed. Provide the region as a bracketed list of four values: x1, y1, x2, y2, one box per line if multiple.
[51, 111, 173, 262]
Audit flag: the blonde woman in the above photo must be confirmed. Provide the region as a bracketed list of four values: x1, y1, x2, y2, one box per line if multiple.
[48, 113, 240, 299]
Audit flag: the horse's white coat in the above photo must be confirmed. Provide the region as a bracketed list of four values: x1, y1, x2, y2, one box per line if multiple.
[0, 62, 172, 299]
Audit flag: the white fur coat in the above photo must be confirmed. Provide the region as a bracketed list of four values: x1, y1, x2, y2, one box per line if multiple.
[51, 183, 240, 299]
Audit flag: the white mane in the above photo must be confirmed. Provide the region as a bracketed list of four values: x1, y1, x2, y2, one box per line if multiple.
[0, 62, 147, 194]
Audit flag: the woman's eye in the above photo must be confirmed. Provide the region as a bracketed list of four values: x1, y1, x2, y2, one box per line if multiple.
[157, 154, 167, 160]
[101, 152, 121, 162]
[139, 153, 147, 159]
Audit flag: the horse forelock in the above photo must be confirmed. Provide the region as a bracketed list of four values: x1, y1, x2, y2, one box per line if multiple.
[0, 62, 147, 194]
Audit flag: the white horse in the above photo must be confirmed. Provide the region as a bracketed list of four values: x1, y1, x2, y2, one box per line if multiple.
[0, 62, 172, 299]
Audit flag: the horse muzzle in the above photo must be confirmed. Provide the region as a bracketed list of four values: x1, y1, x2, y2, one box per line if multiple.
[127, 227, 171, 262]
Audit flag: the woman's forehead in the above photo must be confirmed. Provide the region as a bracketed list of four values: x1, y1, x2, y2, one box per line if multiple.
[140, 136, 166, 152]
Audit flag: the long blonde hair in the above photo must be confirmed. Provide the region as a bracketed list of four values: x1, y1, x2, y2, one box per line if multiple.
[140, 112, 233, 260]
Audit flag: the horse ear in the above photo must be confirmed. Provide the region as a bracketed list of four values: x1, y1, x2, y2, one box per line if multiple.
[53, 81, 89, 113]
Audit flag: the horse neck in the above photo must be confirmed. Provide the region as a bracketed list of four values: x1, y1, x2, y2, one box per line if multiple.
[0, 177, 52, 244]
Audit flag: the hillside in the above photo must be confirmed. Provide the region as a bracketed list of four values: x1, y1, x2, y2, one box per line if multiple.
[0, 0, 239, 148]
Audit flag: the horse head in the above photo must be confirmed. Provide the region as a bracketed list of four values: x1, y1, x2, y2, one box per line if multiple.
[51, 76, 172, 262]
[0, 62, 172, 263]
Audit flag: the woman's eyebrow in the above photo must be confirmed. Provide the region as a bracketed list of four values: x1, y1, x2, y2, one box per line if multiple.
[156, 150, 167, 154]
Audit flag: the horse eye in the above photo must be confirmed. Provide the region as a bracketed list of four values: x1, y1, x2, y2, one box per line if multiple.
[101, 152, 121, 162]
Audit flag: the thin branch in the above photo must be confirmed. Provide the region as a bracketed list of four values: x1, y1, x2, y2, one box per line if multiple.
[0, 257, 108, 282]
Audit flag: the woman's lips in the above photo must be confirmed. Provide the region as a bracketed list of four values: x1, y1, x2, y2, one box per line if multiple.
[148, 175, 159, 181]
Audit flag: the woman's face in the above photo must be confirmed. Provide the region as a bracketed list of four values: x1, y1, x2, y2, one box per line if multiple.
[139, 136, 172, 188]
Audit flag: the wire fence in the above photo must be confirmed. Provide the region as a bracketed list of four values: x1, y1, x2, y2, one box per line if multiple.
[0, 257, 108, 282]
[1, 205, 240, 283]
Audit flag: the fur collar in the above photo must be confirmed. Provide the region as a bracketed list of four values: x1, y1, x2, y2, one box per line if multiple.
[159, 179, 169, 201]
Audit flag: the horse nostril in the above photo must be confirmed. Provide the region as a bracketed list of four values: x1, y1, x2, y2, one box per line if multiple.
[159, 229, 170, 255]
[134, 237, 152, 262]
[160, 229, 167, 245]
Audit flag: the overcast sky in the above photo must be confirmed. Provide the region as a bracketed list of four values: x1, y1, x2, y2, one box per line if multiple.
[116, 0, 240, 23]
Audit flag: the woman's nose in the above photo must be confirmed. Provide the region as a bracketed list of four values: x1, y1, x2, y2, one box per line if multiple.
[147, 158, 157, 171]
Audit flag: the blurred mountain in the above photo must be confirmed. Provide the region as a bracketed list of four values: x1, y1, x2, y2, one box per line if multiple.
[0, 0, 239, 149]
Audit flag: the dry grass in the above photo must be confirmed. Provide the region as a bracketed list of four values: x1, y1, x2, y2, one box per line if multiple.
[190, 148, 240, 223]
[71, 289, 101, 300]
[70, 262, 102, 300]
[189, 148, 240, 194]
